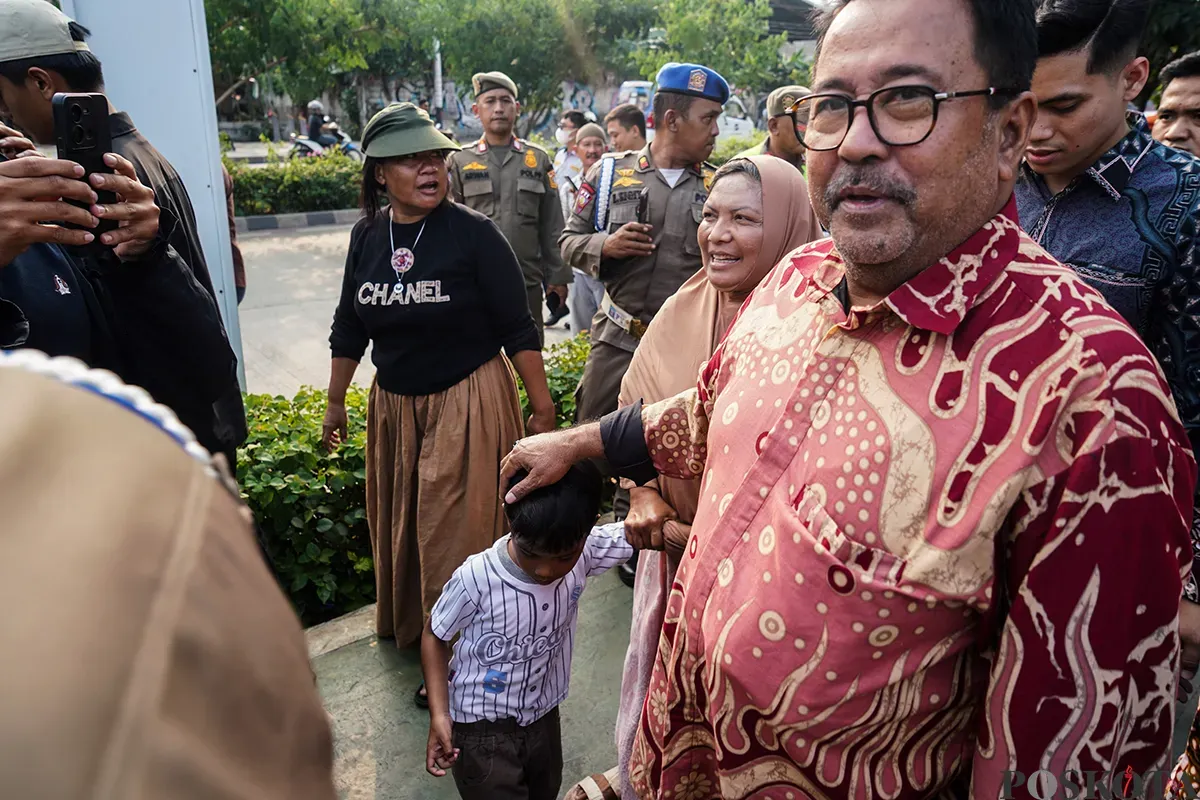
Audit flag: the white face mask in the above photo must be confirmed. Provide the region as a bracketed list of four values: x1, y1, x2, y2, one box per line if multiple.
[555, 126, 571, 146]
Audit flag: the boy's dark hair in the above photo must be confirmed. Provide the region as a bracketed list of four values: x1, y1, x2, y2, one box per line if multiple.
[813, 0, 1037, 108]
[0, 22, 105, 92]
[1161, 51, 1200, 89]
[561, 110, 587, 129]
[1034, 0, 1152, 74]
[504, 463, 603, 555]
[605, 103, 647, 138]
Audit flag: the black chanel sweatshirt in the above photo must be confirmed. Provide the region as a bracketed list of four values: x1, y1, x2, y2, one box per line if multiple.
[330, 201, 540, 396]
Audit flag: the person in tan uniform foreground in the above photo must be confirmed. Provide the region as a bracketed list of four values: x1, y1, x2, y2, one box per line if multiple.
[0, 352, 335, 799]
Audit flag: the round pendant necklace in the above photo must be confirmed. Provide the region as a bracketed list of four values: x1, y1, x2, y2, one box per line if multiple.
[389, 215, 428, 287]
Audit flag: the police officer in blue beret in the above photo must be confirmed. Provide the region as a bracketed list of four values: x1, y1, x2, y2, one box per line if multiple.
[558, 61, 727, 542]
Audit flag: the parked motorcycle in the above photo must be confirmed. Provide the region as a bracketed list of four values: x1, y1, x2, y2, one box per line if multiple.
[289, 120, 363, 161]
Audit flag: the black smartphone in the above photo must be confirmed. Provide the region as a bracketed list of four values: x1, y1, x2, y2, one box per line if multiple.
[546, 288, 562, 314]
[636, 187, 649, 224]
[52, 92, 117, 241]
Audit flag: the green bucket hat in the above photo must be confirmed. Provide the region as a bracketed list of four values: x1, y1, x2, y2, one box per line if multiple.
[361, 102, 461, 159]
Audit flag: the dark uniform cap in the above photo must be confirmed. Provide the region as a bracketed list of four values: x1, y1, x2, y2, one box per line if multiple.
[653, 62, 730, 104]
[767, 85, 812, 118]
[472, 71, 518, 99]
[361, 102, 461, 159]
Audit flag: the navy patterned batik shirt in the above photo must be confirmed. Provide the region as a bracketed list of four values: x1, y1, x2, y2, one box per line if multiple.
[1016, 113, 1200, 597]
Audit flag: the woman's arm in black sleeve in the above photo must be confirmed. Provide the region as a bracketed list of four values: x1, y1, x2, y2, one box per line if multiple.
[329, 217, 372, 362]
[471, 215, 540, 355]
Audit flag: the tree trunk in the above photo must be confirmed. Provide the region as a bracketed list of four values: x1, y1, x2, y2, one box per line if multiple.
[357, 76, 369, 136]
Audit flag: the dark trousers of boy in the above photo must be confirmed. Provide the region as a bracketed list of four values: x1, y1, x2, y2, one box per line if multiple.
[453, 708, 562, 799]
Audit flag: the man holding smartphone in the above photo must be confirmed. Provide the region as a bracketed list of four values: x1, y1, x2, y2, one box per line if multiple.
[0, 125, 236, 465]
[0, 0, 246, 468]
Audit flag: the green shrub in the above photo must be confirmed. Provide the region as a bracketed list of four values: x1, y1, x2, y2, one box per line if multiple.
[710, 133, 764, 166]
[518, 332, 590, 427]
[240, 337, 591, 624]
[238, 385, 374, 626]
[225, 151, 362, 217]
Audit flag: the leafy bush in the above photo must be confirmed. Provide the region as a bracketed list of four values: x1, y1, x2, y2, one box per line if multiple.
[710, 133, 763, 166]
[240, 337, 591, 624]
[225, 150, 361, 217]
[518, 332, 590, 427]
[238, 386, 374, 626]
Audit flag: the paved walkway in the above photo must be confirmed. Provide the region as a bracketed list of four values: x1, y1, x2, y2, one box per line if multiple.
[310, 575, 633, 800]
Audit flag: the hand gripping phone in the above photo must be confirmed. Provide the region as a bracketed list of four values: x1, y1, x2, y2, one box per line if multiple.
[51, 92, 118, 241]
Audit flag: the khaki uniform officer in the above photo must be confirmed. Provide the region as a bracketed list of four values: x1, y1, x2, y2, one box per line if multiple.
[561, 62, 728, 422]
[735, 84, 811, 172]
[448, 71, 569, 343]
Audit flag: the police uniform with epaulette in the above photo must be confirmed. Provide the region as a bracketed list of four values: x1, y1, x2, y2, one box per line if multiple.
[448, 72, 569, 343]
[559, 63, 726, 423]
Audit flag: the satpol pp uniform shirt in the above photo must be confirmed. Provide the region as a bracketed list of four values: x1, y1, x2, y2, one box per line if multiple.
[430, 523, 633, 726]
[448, 136, 570, 340]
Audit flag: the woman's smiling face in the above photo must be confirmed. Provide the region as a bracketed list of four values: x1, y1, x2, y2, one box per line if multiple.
[699, 172, 765, 293]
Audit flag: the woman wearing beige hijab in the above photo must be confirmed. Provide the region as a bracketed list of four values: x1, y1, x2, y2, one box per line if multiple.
[565, 155, 822, 800]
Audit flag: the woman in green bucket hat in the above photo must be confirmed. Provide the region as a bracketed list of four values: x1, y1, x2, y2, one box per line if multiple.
[321, 103, 556, 705]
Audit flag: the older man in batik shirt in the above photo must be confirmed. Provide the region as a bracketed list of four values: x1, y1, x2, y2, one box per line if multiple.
[502, 0, 1197, 797]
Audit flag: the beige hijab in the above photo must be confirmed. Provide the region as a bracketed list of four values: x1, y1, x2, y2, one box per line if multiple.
[617, 154, 822, 523]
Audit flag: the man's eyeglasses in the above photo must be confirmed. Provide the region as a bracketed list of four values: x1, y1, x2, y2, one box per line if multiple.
[787, 85, 1019, 151]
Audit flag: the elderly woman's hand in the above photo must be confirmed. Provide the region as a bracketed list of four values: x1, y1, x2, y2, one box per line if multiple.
[624, 486, 676, 551]
[663, 520, 691, 558]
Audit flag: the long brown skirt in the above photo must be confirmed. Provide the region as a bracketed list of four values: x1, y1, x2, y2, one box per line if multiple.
[366, 354, 524, 647]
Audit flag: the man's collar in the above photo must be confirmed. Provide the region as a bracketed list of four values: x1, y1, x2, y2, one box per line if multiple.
[1086, 112, 1155, 196]
[809, 198, 1021, 336]
[1019, 112, 1155, 200]
[109, 111, 136, 138]
[635, 144, 654, 173]
[636, 144, 703, 175]
[474, 136, 522, 154]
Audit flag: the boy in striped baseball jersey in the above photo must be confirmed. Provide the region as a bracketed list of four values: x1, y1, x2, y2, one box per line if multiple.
[421, 464, 633, 799]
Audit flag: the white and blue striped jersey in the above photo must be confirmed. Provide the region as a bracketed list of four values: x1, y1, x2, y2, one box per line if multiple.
[430, 522, 633, 726]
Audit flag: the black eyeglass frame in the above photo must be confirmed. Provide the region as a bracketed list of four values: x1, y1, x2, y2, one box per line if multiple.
[786, 85, 1020, 151]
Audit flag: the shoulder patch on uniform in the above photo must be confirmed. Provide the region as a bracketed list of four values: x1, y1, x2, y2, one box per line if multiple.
[512, 138, 524, 152]
[637, 154, 651, 171]
[475, 139, 488, 154]
[574, 182, 595, 215]
[547, 168, 558, 190]
[524, 149, 538, 169]
[702, 163, 716, 192]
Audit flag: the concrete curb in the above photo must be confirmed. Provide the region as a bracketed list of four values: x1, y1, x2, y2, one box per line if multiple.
[226, 154, 267, 165]
[236, 208, 359, 234]
[305, 603, 376, 660]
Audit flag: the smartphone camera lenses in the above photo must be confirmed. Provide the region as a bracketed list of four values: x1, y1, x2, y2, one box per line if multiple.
[70, 104, 84, 123]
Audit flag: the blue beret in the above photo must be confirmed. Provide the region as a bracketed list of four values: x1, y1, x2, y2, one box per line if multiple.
[654, 62, 730, 105]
